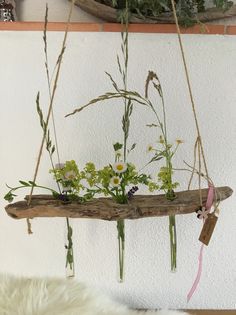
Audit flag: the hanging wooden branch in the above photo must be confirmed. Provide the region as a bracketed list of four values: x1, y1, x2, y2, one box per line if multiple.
[73, 0, 236, 24]
[5, 186, 232, 221]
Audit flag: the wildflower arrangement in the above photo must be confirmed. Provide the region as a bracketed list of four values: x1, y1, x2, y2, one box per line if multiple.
[3, 2, 233, 305]
[53, 145, 156, 282]
[94, 143, 154, 281]
[4, 1, 184, 280]
[4, 153, 156, 281]
[64, 1, 184, 274]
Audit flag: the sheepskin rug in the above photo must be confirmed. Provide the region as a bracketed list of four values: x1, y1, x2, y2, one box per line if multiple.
[0, 274, 189, 315]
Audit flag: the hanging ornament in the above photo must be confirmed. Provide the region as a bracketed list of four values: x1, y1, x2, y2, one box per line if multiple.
[196, 206, 210, 220]
[0, 0, 17, 21]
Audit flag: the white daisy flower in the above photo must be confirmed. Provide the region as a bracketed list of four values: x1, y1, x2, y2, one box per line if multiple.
[112, 162, 127, 174]
[111, 176, 121, 187]
[64, 170, 76, 180]
[55, 163, 65, 170]
[85, 172, 92, 179]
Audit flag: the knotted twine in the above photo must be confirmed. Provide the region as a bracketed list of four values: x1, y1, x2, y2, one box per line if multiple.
[170, 0, 217, 302]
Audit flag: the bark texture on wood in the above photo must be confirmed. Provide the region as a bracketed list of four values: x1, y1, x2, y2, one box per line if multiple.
[73, 0, 236, 23]
[5, 186, 233, 221]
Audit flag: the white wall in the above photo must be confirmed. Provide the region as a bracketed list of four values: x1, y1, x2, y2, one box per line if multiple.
[0, 2, 236, 312]
[17, 0, 102, 22]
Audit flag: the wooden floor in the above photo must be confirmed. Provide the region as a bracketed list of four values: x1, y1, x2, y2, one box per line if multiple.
[139, 311, 235, 314]
[187, 311, 235, 315]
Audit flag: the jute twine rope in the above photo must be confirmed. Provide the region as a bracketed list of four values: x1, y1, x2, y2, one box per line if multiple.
[26, 1, 74, 234]
[170, 0, 210, 205]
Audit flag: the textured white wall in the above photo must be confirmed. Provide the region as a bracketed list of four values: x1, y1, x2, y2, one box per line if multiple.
[1, 0, 236, 311]
[0, 30, 236, 310]
[17, 0, 102, 22]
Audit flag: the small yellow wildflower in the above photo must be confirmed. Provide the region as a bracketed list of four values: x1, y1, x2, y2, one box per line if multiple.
[147, 144, 153, 152]
[159, 135, 164, 144]
[176, 139, 184, 144]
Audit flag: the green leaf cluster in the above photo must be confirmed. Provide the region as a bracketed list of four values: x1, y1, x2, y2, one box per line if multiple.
[102, 0, 233, 26]
[96, 160, 153, 204]
[65, 220, 74, 270]
[50, 160, 83, 195]
[36, 92, 55, 156]
[4, 180, 58, 203]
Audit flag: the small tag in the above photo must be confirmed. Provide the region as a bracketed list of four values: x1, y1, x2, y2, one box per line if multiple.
[199, 213, 218, 246]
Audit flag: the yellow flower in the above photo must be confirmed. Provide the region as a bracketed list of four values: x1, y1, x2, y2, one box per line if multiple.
[111, 176, 120, 187]
[159, 135, 164, 144]
[112, 162, 127, 174]
[147, 144, 153, 152]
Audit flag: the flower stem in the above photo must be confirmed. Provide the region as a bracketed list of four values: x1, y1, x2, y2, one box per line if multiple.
[169, 214, 177, 271]
[117, 219, 125, 282]
[118, 0, 129, 283]
[65, 217, 75, 277]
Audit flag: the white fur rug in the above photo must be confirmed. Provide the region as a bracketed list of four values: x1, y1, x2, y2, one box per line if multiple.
[0, 274, 189, 315]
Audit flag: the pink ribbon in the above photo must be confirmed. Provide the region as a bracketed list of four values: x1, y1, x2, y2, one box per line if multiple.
[205, 184, 214, 210]
[187, 243, 204, 302]
[187, 184, 214, 303]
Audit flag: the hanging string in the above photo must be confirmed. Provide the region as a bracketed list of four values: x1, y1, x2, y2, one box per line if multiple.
[188, 137, 203, 205]
[187, 138, 198, 190]
[197, 138, 203, 206]
[26, 1, 74, 234]
[169, 0, 216, 302]
[170, 0, 209, 180]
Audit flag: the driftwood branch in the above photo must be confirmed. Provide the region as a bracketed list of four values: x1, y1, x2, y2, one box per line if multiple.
[73, 0, 236, 23]
[5, 186, 233, 221]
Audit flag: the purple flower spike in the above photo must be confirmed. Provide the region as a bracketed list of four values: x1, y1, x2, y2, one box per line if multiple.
[127, 186, 139, 199]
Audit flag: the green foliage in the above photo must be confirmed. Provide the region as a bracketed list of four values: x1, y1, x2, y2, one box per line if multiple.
[4, 191, 16, 203]
[113, 142, 123, 151]
[213, 0, 233, 10]
[50, 160, 81, 193]
[96, 151, 154, 204]
[4, 181, 58, 203]
[101, 0, 233, 26]
[158, 167, 179, 193]
[65, 218, 74, 270]
[146, 138, 182, 198]
[36, 92, 55, 157]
